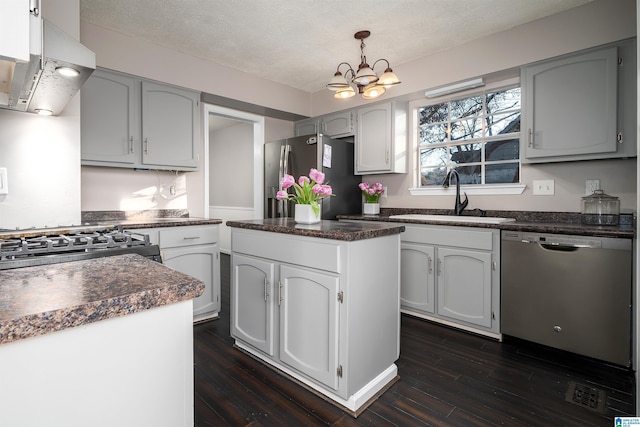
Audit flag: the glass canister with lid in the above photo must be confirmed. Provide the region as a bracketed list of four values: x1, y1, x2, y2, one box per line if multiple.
[581, 189, 620, 225]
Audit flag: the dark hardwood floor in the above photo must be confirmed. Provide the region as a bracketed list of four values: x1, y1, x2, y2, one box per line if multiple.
[194, 254, 635, 426]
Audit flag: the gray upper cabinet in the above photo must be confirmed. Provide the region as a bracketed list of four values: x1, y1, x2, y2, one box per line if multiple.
[521, 39, 636, 163]
[355, 101, 407, 174]
[81, 69, 200, 170]
[294, 118, 318, 136]
[321, 111, 354, 138]
[81, 70, 139, 166]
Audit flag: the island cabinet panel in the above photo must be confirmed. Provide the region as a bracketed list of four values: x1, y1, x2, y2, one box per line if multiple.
[229, 226, 400, 415]
[231, 254, 276, 356]
[279, 264, 340, 390]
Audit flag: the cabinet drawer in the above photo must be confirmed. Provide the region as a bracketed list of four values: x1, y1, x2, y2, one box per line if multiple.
[232, 229, 341, 273]
[159, 225, 218, 248]
[402, 224, 494, 251]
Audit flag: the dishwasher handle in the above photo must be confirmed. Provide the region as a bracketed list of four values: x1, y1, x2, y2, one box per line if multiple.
[538, 243, 581, 252]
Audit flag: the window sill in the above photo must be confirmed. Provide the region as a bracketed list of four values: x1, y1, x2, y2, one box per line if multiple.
[409, 184, 526, 196]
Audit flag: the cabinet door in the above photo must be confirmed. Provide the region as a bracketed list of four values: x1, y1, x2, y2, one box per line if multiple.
[141, 81, 199, 169]
[231, 254, 276, 356]
[522, 47, 618, 161]
[0, 0, 30, 62]
[279, 264, 339, 390]
[356, 103, 391, 173]
[322, 111, 353, 137]
[400, 243, 435, 314]
[294, 118, 318, 136]
[436, 247, 492, 328]
[81, 70, 139, 165]
[162, 243, 220, 321]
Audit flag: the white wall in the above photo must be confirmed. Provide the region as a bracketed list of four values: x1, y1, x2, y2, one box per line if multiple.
[0, 0, 82, 229]
[209, 122, 254, 207]
[79, 23, 311, 118]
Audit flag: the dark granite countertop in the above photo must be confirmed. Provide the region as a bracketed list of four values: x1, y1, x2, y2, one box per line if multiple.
[81, 209, 221, 229]
[0, 254, 204, 345]
[337, 208, 636, 239]
[226, 218, 405, 241]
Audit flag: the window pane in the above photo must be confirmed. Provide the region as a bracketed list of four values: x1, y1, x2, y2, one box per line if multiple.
[419, 103, 448, 125]
[417, 84, 520, 187]
[486, 139, 519, 161]
[450, 118, 482, 141]
[450, 143, 482, 164]
[453, 165, 482, 184]
[450, 97, 482, 120]
[486, 163, 519, 184]
[486, 88, 521, 114]
[419, 123, 448, 145]
[420, 166, 448, 186]
[486, 112, 521, 136]
[420, 146, 450, 166]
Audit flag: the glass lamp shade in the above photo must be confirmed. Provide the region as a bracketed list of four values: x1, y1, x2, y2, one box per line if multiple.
[378, 68, 401, 87]
[334, 86, 356, 99]
[353, 65, 378, 86]
[361, 84, 385, 100]
[327, 71, 350, 90]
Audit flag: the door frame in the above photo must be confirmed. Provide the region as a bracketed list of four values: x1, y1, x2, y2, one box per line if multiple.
[202, 103, 265, 219]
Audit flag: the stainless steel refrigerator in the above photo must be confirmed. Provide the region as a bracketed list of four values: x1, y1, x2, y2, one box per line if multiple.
[264, 134, 361, 219]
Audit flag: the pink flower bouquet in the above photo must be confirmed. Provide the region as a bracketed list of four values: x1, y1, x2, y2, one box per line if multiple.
[277, 168, 333, 216]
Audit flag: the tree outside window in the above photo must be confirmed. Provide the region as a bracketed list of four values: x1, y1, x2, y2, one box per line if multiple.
[417, 86, 521, 187]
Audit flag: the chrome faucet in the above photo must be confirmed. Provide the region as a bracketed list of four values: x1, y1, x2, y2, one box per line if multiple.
[443, 169, 469, 215]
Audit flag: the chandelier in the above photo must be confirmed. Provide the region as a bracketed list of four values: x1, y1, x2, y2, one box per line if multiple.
[326, 30, 401, 100]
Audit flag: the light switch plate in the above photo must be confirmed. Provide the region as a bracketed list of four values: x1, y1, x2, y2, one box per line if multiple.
[0, 168, 7, 195]
[532, 179, 554, 195]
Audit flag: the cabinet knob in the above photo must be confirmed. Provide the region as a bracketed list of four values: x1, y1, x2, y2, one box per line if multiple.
[553, 325, 562, 333]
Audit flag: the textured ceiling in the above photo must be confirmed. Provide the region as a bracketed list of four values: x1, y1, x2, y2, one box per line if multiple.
[80, 0, 592, 93]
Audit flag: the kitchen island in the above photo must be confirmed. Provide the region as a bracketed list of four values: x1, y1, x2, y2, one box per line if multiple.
[227, 218, 404, 416]
[0, 254, 203, 427]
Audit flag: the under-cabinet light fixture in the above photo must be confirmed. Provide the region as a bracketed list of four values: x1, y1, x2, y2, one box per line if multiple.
[424, 78, 485, 99]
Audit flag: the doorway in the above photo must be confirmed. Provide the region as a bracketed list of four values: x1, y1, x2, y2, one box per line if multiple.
[203, 104, 264, 253]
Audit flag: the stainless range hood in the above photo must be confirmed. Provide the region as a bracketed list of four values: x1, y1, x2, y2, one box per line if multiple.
[0, 19, 95, 116]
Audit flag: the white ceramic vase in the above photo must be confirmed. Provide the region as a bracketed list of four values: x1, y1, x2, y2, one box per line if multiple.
[363, 203, 380, 215]
[294, 204, 321, 224]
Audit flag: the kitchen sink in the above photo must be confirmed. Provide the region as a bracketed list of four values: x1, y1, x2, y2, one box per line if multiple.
[388, 214, 516, 224]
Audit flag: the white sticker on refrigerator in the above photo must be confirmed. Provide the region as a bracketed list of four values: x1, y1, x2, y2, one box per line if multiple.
[323, 144, 332, 168]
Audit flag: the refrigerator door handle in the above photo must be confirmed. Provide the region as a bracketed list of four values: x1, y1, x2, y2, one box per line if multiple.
[281, 144, 292, 217]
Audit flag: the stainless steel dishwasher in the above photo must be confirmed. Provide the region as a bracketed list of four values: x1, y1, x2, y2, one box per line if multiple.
[501, 231, 632, 367]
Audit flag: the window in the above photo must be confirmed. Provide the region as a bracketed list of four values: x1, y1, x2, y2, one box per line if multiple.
[417, 86, 521, 188]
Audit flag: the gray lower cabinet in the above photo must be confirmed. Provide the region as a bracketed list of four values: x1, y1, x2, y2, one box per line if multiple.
[132, 225, 220, 322]
[399, 224, 499, 337]
[230, 227, 400, 413]
[521, 39, 636, 163]
[81, 68, 200, 170]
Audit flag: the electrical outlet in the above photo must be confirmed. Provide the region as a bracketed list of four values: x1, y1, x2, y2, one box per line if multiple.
[382, 186, 387, 198]
[586, 179, 600, 195]
[532, 179, 554, 195]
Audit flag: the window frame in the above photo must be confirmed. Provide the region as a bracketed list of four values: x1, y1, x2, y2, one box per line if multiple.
[408, 77, 525, 196]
